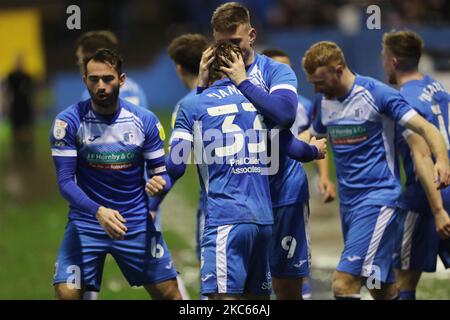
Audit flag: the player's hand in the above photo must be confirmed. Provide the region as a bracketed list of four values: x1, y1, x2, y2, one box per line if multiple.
[310, 136, 327, 160]
[198, 46, 215, 88]
[146, 175, 167, 196]
[318, 177, 336, 203]
[219, 50, 247, 86]
[96, 206, 127, 240]
[433, 160, 450, 189]
[434, 208, 450, 239]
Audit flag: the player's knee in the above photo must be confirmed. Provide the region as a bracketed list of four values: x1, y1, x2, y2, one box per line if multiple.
[146, 279, 182, 300]
[332, 272, 360, 297]
[54, 284, 83, 300]
[272, 277, 303, 300]
[395, 269, 421, 291]
[369, 283, 398, 300]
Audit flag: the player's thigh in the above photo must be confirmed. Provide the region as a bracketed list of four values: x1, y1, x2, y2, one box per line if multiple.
[270, 202, 310, 279]
[144, 278, 181, 300]
[337, 205, 401, 284]
[53, 222, 108, 294]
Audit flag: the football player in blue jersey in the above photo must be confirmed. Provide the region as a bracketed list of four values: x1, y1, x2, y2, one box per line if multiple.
[51, 49, 181, 300]
[75, 30, 155, 300]
[303, 41, 450, 300]
[76, 30, 148, 108]
[262, 48, 337, 300]
[382, 30, 450, 300]
[167, 33, 209, 300]
[195, 1, 321, 300]
[146, 41, 326, 300]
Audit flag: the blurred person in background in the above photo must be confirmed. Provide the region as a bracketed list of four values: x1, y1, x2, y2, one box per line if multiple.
[5, 53, 34, 166]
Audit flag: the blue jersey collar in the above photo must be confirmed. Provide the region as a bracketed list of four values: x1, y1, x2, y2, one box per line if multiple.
[89, 98, 123, 124]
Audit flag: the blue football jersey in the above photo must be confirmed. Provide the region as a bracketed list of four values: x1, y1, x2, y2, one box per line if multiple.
[397, 75, 450, 213]
[50, 98, 165, 230]
[82, 76, 149, 109]
[172, 78, 273, 227]
[311, 75, 417, 209]
[250, 53, 308, 207]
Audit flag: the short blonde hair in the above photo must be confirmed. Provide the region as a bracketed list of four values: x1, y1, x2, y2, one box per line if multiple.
[302, 41, 347, 75]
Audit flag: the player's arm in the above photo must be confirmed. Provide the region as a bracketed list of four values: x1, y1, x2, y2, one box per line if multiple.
[405, 130, 450, 239]
[146, 105, 194, 209]
[381, 87, 450, 188]
[143, 118, 174, 205]
[51, 116, 127, 240]
[53, 157, 127, 239]
[306, 94, 336, 201]
[277, 128, 327, 162]
[315, 155, 336, 203]
[403, 113, 450, 188]
[146, 132, 192, 210]
[219, 51, 297, 128]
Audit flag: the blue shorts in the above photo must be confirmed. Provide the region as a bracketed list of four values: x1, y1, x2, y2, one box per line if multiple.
[396, 210, 443, 272]
[200, 223, 272, 296]
[337, 205, 403, 284]
[396, 187, 450, 271]
[440, 187, 450, 268]
[53, 220, 177, 291]
[269, 202, 311, 278]
[195, 205, 206, 261]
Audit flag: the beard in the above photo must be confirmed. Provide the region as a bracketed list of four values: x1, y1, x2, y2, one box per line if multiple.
[88, 84, 120, 110]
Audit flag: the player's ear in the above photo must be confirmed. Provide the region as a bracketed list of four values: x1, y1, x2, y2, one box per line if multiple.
[392, 57, 399, 70]
[248, 27, 256, 45]
[119, 73, 126, 87]
[335, 65, 344, 77]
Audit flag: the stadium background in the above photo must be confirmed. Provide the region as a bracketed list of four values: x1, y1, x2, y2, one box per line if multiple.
[0, 0, 449, 299]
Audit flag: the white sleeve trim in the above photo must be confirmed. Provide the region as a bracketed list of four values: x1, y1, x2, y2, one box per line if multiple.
[171, 130, 193, 142]
[402, 129, 414, 140]
[51, 149, 77, 157]
[399, 109, 418, 126]
[148, 165, 167, 175]
[144, 149, 165, 160]
[269, 84, 297, 94]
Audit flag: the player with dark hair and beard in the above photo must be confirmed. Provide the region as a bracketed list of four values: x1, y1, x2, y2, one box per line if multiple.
[50, 49, 181, 300]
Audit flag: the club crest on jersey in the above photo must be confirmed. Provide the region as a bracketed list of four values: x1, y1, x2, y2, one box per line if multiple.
[156, 122, 165, 141]
[355, 107, 364, 120]
[53, 119, 68, 140]
[123, 131, 135, 144]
